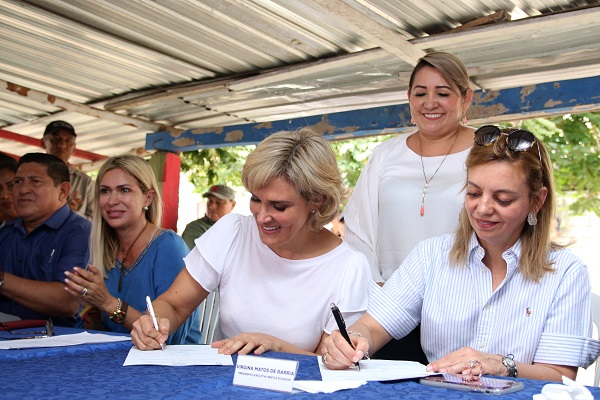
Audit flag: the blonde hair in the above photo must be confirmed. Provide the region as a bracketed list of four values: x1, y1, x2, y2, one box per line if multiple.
[409, 52, 471, 97]
[242, 128, 347, 231]
[90, 154, 162, 277]
[450, 128, 564, 281]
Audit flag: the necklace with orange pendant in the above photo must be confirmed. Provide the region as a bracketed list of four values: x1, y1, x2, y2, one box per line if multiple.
[419, 133, 458, 216]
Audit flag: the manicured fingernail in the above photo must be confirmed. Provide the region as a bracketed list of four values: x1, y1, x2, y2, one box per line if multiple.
[426, 365, 432, 371]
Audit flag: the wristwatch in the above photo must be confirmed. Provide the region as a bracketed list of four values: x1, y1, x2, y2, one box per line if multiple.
[501, 354, 518, 377]
[0, 271, 5, 291]
[109, 298, 129, 324]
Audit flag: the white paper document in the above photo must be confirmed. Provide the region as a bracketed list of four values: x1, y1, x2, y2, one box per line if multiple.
[319, 357, 435, 382]
[294, 380, 368, 394]
[292, 357, 437, 393]
[0, 331, 130, 350]
[123, 345, 234, 366]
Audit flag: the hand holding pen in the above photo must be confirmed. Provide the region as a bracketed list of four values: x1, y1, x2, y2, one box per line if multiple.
[145, 295, 165, 350]
[331, 303, 361, 370]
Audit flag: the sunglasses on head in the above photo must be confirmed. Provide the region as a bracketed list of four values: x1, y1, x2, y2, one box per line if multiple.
[474, 125, 542, 163]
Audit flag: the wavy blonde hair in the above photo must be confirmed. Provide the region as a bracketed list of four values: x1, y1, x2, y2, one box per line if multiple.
[449, 128, 564, 281]
[90, 154, 162, 277]
[242, 128, 347, 232]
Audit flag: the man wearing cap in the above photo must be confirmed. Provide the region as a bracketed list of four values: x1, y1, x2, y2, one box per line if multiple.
[182, 184, 236, 250]
[41, 120, 94, 220]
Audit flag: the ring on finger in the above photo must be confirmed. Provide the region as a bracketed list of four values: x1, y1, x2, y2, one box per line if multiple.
[466, 359, 483, 380]
[81, 287, 88, 296]
[323, 352, 329, 365]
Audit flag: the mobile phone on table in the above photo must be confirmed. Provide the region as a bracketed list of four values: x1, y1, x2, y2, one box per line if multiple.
[420, 374, 524, 395]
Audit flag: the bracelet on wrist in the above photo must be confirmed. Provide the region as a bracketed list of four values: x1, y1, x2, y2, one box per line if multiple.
[348, 330, 370, 360]
[109, 298, 128, 324]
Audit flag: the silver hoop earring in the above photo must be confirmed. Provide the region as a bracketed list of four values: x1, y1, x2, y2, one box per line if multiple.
[527, 212, 537, 226]
[143, 206, 149, 211]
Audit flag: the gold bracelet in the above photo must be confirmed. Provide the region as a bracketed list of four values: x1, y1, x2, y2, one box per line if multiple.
[348, 330, 370, 359]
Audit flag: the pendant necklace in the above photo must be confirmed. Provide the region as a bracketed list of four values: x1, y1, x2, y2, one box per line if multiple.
[419, 133, 459, 217]
[117, 220, 148, 292]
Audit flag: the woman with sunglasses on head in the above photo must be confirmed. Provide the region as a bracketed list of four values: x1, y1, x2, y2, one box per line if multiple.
[343, 52, 474, 363]
[322, 126, 600, 381]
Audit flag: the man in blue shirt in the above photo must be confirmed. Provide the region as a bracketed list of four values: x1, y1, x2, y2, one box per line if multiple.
[0, 153, 91, 326]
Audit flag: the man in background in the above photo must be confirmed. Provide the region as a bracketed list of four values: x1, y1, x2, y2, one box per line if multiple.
[0, 153, 90, 326]
[0, 153, 18, 229]
[182, 184, 236, 249]
[41, 120, 94, 220]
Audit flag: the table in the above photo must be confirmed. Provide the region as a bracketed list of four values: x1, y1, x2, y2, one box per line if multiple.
[3, 328, 599, 399]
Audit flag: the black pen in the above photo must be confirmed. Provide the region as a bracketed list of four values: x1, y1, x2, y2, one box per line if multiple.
[331, 303, 360, 370]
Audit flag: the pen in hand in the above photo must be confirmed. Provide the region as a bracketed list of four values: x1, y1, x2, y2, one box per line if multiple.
[145, 295, 165, 351]
[331, 303, 360, 370]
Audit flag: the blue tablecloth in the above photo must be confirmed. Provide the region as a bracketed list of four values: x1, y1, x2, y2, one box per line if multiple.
[0, 326, 132, 360]
[2, 328, 599, 399]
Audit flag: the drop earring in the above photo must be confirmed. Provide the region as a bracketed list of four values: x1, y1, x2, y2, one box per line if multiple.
[527, 212, 537, 226]
[410, 116, 415, 124]
[462, 114, 468, 125]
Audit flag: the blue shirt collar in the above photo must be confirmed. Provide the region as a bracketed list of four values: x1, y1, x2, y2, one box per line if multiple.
[468, 232, 523, 262]
[13, 203, 71, 234]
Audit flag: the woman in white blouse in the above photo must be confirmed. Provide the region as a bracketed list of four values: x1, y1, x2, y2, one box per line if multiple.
[131, 128, 372, 355]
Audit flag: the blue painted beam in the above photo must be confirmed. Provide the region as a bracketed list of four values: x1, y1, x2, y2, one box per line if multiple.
[146, 75, 600, 152]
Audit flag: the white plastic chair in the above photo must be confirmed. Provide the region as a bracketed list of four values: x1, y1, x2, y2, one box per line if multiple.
[198, 290, 220, 345]
[592, 292, 600, 386]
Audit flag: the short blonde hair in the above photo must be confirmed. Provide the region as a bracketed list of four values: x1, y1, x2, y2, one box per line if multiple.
[90, 154, 162, 277]
[242, 128, 347, 232]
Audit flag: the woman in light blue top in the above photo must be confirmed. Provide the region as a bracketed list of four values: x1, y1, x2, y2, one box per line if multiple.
[64, 154, 199, 344]
[322, 125, 600, 381]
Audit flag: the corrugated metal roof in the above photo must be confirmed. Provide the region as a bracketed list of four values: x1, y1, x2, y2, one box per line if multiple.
[1, 0, 599, 165]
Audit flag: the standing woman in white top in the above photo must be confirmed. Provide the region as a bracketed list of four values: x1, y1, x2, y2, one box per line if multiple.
[322, 126, 600, 381]
[131, 128, 372, 355]
[343, 52, 475, 362]
[345, 51, 474, 284]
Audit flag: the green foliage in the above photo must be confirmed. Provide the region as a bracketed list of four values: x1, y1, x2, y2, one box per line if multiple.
[179, 135, 394, 195]
[179, 112, 600, 217]
[522, 113, 600, 217]
[180, 146, 254, 193]
[330, 135, 395, 188]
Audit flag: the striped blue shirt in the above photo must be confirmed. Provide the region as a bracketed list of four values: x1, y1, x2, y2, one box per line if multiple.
[368, 233, 600, 368]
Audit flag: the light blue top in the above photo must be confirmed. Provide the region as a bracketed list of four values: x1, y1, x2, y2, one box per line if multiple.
[369, 233, 600, 368]
[104, 229, 199, 344]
